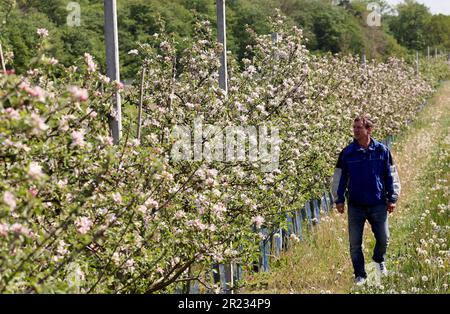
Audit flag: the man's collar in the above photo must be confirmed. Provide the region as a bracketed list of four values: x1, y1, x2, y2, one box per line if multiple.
[354, 137, 375, 151]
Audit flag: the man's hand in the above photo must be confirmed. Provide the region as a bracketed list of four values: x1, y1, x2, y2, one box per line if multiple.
[336, 203, 345, 214]
[387, 202, 396, 213]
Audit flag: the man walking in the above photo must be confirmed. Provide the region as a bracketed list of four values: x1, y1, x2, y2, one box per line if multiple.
[331, 116, 401, 285]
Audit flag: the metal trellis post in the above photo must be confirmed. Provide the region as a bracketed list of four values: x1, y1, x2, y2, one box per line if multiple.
[217, 0, 228, 94]
[104, 0, 122, 144]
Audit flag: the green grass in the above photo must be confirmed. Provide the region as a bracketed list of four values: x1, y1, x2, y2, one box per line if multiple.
[242, 82, 450, 294]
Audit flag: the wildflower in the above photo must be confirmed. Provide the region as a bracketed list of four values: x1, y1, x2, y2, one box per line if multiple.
[421, 276, 428, 282]
[290, 233, 300, 243]
[128, 49, 139, 55]
[36, 28, 49, 37]
[75, 216, 93, 234]
[2, 191, 16, 210]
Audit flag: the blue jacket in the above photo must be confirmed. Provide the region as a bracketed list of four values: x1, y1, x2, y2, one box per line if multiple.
[331, 138, 401, 206]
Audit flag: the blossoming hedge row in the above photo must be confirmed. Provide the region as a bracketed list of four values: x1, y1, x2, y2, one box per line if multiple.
[0, 13, 439, 293]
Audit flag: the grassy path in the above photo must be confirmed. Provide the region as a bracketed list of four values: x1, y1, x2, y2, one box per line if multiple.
[243, 82, 450, 294]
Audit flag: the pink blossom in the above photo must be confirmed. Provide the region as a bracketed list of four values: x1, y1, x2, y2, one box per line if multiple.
[69, 86, 89, 102]
[112, 252, 121, 265]
[130, 139, 140, 146]
[144, 198, 159, 209]
[137, 205, 147, 214]
[252, 215, 265, 229]
[0, 223, 8, 237]
[97, 135, 113, 146]
[84, 53, 97, 73]
[160, 171, 174, 181]
[99, 74, 111, 84]
[36, 28, 49, 37]
[3, 191, 17, 210]
[56, 240, 69, 256]
[75, 216, 93, 234]
[112, 192, 122, 203]
[15, 142, 30, 152]
[10, 223, 23, 234]
[207, 169, 218, 178]
[205, 177, 215, 187]
[212, 203, 227, 217]
[27, 86, 46, 102]
[28, 188, 38, 197]
[174, 210, 186, 219]
[10, 223, 31, 237]
[28, 162, 44, 180]
[5, 108, 20, 120]
[70, 130, 86, 148]
[30, 112, 49, 134]
[187, 219, 207, 230]
[125, 259, 135, 273]
[58, 116, 70, 132]
[48, 57, 59, 65]
[114, 80, 124, 90]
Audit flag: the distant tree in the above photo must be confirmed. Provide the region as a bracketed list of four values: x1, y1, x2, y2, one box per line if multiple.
[427, 14, 450, 50]
[388, 0, 432, 50]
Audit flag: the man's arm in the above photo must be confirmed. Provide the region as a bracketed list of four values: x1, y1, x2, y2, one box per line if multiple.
[331, 150, 348, 209]
[385, 149, 401, 205]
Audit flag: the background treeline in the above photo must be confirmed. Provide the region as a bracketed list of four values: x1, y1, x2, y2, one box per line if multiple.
[0, 0, 449, 79]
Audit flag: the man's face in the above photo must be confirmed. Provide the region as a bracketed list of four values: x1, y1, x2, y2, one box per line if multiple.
[353, 121, 371, 140]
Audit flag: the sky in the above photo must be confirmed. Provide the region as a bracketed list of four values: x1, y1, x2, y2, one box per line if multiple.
[384, 0, 450, 15]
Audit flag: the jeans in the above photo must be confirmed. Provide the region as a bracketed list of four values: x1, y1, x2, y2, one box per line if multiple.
[348, 204, 390, 278]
